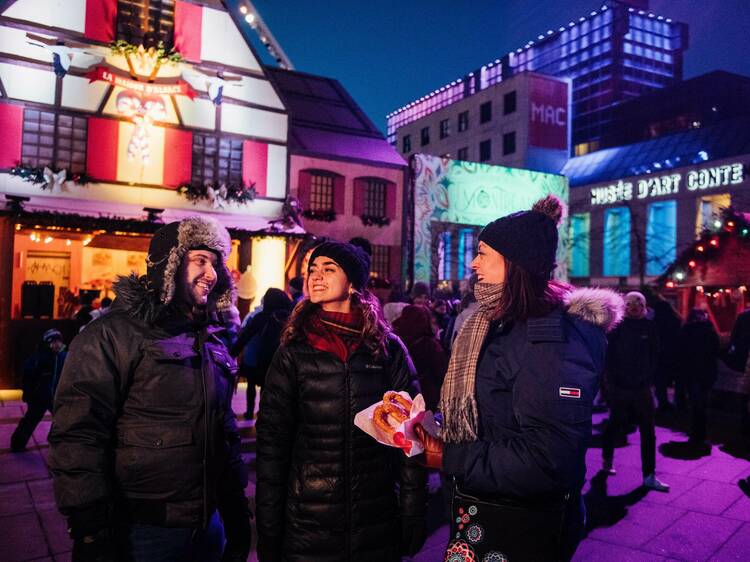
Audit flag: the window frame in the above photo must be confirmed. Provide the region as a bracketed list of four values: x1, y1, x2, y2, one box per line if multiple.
[503, 91, 517, 115]
[362, 178, 387, 218]
[457, 146, 469, 161]
[439, 118, 451, 139]
[458, 110, 469, 132]
[370, 244, 391, 280]
[479, 139, 492, 162]
[191, 133, 244, 188]
[402, 134, 411, 153]
[308, 171, 336, 212]
[502, 131, 516, 155]
[479, 101, 492, 124]
[21, 107, 87, 173]
[420, 126, 430, 146]
[116, 0, 176, 49]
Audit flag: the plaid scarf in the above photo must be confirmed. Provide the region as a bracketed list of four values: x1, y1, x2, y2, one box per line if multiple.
[438, 282, 504, 443]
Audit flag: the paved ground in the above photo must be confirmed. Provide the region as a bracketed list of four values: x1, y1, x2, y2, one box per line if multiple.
[1, 386, 749, 561]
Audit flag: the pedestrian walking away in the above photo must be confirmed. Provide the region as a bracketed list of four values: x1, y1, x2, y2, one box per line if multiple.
[48, 217, 251, 562]
[414, 195, 624, 562]
[255, 240, 427, 561]
[602, 291, 670, 492]
[10, 328, 67, 452]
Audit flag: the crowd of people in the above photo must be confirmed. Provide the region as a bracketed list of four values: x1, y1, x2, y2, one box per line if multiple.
[8, 199, 750, 561]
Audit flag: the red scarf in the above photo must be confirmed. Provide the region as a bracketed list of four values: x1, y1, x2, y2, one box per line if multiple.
[306, 309, 364, 362]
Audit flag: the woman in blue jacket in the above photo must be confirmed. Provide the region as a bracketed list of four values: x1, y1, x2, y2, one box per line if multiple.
[415, 195, 624, 562]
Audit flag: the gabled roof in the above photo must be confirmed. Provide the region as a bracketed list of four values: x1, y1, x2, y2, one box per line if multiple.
[562, 115, 750, 187]
[266, 66, 406, 167]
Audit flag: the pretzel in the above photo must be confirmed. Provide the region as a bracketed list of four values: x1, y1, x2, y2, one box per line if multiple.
[383, 391, 412, 414]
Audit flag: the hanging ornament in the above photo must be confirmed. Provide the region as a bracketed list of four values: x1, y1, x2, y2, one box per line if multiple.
[42, 167, 67, 192]
[182, 68, 242, 105]
[116, 91, 167, 166]
[26, 33, 102, 78]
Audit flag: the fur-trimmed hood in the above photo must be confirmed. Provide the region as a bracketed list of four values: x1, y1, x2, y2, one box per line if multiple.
[564, 287, 625, 333]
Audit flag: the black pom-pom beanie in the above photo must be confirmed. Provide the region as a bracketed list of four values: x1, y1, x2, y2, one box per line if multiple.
[309, 241, 371, 291]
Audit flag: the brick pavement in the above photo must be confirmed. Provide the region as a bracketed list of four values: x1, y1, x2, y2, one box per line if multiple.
[1, 386, 749, 562]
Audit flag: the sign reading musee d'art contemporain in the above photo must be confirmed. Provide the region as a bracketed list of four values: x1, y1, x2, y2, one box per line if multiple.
[411, 154, 569, 284]
[590, 162, 745, 206]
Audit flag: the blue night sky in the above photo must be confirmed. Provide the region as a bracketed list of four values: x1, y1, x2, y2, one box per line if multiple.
[230, 0, 750, 135]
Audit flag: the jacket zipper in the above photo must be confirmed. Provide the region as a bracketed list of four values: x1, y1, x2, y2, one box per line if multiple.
[199, 329, 209, 529]
[344, 359, 351, 559]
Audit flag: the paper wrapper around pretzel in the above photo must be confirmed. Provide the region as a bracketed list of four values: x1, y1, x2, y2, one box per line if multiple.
[353, 392, 440, 457]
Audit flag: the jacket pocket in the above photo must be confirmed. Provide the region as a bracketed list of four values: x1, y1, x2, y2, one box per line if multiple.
[121, 425, 192, 449]
[209, 346, 238, 377]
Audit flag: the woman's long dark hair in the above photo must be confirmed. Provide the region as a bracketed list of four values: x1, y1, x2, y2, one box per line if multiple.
[491, 258, 570, 322]
[281, 289, 391, 358]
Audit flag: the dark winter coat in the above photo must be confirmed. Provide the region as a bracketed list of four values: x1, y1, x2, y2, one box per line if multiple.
[48, 274, 246, 530]
[677, 320, 720, 388]
[22, 345, 66, 407]
[392, 305, 449, 411]
[443, 288, 623, 500]
[256, 335, 428, 562]
[605, 316, 659, 390]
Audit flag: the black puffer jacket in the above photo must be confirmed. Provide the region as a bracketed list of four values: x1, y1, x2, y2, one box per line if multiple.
[256, 335, 428, 561]
[48, 274, 246, 530]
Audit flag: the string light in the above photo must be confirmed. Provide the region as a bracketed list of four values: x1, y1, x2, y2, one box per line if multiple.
[239, 5, 248, 14]
[688, 260, 696, 268]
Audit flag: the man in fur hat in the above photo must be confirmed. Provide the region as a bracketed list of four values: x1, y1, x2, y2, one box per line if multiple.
[49, 217, 251, 561]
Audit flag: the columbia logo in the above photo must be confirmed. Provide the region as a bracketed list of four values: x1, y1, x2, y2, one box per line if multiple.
[559, 387, 581, 399]
[364, 364, 382, 370]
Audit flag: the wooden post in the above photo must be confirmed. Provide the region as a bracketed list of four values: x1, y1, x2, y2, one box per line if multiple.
[0, 216, 15, 388]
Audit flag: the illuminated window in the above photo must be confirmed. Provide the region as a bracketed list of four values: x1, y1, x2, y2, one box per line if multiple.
[696, 193, 730, 234]
[363, 178, 387, 218]
[458, 228, 476, 279]
[457, 147, 469, 161]
[479, 140, 491, 162]
[439, 119, 450, 139]
[569, 213, 590, 277]
[646, 200, 676, 276]
[480, 101, 492, 124]
[439, 231, 453, 280]
[458, 111, 469, 132]
[191, 134, 243, 187]
[371, 245, 390, 279]
[503, 91, 517, 115]
[117, 0, 175, 48]
[420, 126, 430, 146]
[308, 172, 335, 212]
[603, 207, 631, 277]
[22, 109, 87, 173]
[502, 131, 516, 155]
[402, 134, 411, 153]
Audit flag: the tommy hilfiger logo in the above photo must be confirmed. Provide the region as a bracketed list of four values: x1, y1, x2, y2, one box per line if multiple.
[559, 387, 581, 399]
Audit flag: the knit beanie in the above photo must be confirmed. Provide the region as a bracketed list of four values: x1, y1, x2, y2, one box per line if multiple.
[309, 241, 371, 291]
[411, 281, 431, 300]
[42, 328, 63, 344]
[146, 216, 235, 308]
[478, 195, 564, 279]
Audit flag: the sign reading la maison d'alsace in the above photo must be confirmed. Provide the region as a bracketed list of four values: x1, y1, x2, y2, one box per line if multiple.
[590, 162, 745, 206]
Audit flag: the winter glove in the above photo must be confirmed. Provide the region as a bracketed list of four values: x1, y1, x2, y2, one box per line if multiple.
[400, 516, 426, 556]
[256, 535, 283, 562]
[71, 528, 117, 562]
[414, 423, 444, 470]
[220, 496, 253, 562]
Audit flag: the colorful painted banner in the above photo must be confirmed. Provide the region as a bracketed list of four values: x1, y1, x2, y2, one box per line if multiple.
[86, 66, 197, 99]
[411, 154, 569, 284]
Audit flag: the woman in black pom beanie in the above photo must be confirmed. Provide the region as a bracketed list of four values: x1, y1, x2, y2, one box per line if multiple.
[255, 240, 427, 561]
[415, 196, 625, 561]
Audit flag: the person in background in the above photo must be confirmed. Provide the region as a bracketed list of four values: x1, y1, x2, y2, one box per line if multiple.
[725, 307, 750, 436]
[231, 288, 292, 420]
[646, 289, 683, 411]
[10, 328, 67, 452]
[393, 304, 449, 411]
[414, 195, 624, 561]
[602, 291, 669, 491]
[256, 241, 427, 561]
[430, 298, 453, 351]
[288, 276, 304, 306]
[411, 281, 431, 307]
[676, 308, 720, 451]
[450, 275, 480, 350]
[48, 217, 251, 562]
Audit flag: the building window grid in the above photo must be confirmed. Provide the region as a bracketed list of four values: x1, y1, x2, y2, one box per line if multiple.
[117, 0, 176, 48]
[21, 108, 87, 173]
[371, 245, 390, 279]
[363, 179, 387, 218]
[502, 132, 516, 156]
[308, 173, 335, 212]
[192, 135, 243, 188]
[439, 119, 450, 139]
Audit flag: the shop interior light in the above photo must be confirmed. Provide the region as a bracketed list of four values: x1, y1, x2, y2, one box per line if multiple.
[83, 236, 92, 246]
[66, 239, 72, 246]
[44, 236, 53, 244]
